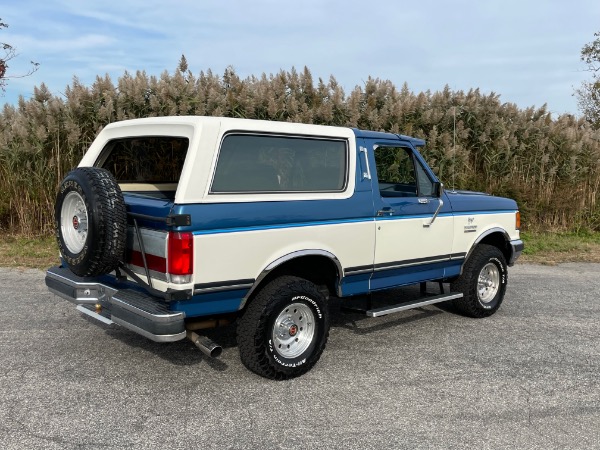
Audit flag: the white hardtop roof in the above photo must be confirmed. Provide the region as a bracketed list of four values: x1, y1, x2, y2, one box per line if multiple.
[103, 116, 355, 138]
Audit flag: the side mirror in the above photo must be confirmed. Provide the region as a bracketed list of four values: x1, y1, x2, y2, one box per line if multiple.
[433, 181, 444, 198]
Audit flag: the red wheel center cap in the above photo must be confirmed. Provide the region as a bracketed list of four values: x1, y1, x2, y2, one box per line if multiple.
[72, 216, 79, 230]
[289, 324, 298, 337]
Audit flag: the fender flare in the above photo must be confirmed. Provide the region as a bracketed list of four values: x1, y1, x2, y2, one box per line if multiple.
[461, 227, 511, 274]
[240, 249, 343, 309]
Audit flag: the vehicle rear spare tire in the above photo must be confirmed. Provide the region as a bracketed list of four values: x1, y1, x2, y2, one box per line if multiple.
[55, 167, 127, 277]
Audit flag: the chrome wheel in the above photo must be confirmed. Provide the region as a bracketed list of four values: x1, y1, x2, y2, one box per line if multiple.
[477, 262, 500, 303]
[60, 191, 88, 254]
[272, 302, 315, 359]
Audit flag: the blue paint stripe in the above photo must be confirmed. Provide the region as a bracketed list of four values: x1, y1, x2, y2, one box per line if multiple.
[192, 209, 517, 236]
[369, 210, 517, 222]
[376, 214, 436, 221]
[451, 210, 517, 216]
[193, 217, 375, 235]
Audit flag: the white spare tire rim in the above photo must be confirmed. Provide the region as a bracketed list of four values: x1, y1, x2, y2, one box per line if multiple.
[60, 191, 89, 254]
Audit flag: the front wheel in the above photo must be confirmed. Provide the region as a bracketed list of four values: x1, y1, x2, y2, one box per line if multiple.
[237, 276, 330, 380]
[451, 244, 508, 318]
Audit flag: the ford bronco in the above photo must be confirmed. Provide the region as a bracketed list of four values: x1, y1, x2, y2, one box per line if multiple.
[46, 116, 523, 379]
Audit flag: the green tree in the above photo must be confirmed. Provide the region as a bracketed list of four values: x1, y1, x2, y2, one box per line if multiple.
[576, 31, 600, 128]
[0, 18, 39, 92]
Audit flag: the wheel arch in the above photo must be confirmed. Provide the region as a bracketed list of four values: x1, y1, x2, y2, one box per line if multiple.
[461, 228, 512, 275]
[240, 250, 343, 309]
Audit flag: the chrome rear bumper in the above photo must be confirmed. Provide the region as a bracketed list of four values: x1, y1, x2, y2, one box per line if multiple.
[45, 266, 186, 342]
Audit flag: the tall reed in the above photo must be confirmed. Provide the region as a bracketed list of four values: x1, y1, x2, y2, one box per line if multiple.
[1, 64, 599, 234]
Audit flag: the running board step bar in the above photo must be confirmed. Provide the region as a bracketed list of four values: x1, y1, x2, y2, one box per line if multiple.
[366, 292, 463, 317]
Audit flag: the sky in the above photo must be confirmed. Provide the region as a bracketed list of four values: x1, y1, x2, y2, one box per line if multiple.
[1, 0, 599, 116]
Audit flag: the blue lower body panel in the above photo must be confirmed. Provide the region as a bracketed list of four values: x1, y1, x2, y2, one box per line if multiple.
[370, 261, 448, 291]
[169, 289, 247, 317]
[341, 258, 465, 296]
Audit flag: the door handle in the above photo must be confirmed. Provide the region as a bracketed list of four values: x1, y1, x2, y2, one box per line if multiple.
[418, 198, 430, 204]
[377, 207, 394, 216]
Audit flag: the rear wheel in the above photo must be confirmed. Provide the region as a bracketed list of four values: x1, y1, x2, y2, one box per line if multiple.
[237, 276, 330, 380]
[451, 244, 508, 318]
[55, 167, 127, 277]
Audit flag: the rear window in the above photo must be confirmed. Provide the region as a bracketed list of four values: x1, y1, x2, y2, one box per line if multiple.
[98, 136, 188, 183]
[211, 134, 347, 193]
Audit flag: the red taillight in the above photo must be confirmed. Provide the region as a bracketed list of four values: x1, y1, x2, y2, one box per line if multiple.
[168, 231, 194, 276]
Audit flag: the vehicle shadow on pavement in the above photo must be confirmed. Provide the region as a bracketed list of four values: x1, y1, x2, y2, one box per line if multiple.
[329, 283, 460, 334]
[333, 307, 444, 335]
[78, 313, 229, 371]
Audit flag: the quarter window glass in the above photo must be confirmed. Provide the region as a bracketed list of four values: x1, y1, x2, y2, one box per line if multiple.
[415, 160, 434, 197]
[211, 134, 347, 193]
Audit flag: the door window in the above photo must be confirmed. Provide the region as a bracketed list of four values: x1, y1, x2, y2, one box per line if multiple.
[374, 146, 434, 197]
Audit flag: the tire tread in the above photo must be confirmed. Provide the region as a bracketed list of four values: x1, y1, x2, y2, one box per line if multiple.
[56, 167, 127, 277]
[237, 276, 329, 380]
[451, 244, 507, 318]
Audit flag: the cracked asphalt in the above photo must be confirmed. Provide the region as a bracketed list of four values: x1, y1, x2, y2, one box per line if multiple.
[0, 263, 599, 449]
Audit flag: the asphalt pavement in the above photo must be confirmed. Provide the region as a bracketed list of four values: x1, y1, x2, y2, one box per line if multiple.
[0, 263, 599, 449]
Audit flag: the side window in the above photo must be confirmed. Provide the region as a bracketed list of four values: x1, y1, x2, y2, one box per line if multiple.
[211, 134, 347, 193]
[374, 146, 434, 197]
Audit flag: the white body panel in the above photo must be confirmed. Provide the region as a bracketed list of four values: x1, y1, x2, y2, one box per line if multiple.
[375, 216, 454, 264]
[453, 212, 520, 254]
[194, 221, 376, 284]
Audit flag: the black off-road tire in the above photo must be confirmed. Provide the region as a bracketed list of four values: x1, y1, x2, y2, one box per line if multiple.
[55, 167, 127, 277]
[451, 244, 508, 318]
[237, 276, 330, 380]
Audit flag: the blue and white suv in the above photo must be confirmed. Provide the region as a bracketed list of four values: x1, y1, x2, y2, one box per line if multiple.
[46, 116, 523, 379]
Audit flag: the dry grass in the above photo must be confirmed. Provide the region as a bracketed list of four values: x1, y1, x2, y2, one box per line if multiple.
[519, 248, 600, 265]
[518, 231, 600, 265]
[0, 234, 59, 270]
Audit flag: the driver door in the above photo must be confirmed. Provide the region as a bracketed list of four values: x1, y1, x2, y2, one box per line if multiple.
[368, 142, 454, 290]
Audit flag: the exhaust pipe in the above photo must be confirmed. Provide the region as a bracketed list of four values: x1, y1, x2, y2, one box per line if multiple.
[186, 330, 222, 358]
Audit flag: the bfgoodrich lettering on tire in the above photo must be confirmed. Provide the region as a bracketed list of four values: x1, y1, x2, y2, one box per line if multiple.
[237, 276, 330, 380]
[55, 167, 127, 277]
[450, 244, 508, 318]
